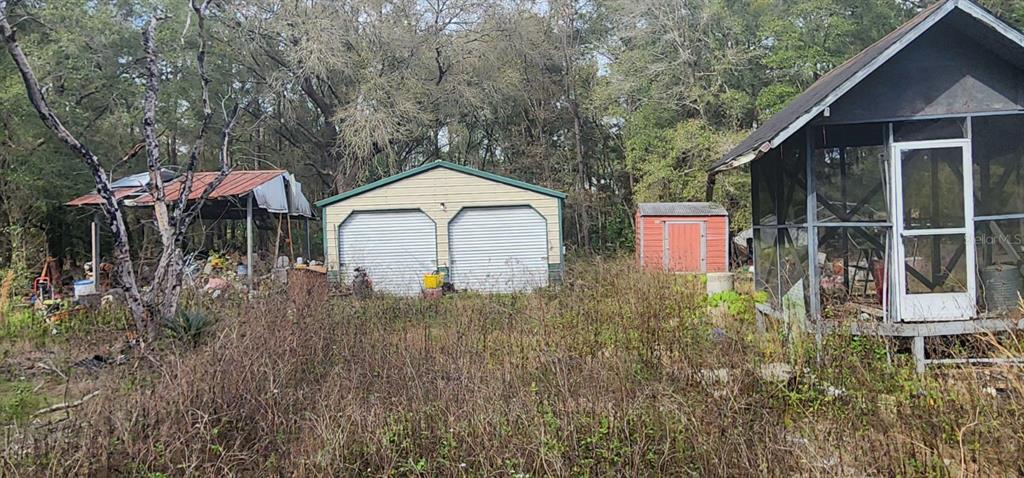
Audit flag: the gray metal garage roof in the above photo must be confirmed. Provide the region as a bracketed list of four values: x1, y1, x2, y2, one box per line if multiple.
[638, 202, 728, 217]
[710, 0, 1024, 173]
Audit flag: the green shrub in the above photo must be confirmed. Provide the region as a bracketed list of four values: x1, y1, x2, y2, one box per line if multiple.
[0, 309, 49, 341]
[161, 309, 215, 345]
[0, 380, 46, 424]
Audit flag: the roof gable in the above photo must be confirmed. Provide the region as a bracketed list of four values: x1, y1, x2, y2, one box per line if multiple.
[315, 161, 566, 208]
[711, 0, 1024, 173]
[824, 18, 1024, 123]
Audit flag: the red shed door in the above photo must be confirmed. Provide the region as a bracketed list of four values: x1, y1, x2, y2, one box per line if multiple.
[664, 222, 705, 272]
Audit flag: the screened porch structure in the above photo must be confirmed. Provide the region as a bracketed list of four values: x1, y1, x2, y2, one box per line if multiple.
[710, 0, 1024, 343]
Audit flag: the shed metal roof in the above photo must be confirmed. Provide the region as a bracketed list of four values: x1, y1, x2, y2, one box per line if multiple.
[710, 0, 1024, 173]
[66, 187, 144, 207]
[638, 202, 728, 217]
[66, 169, 178, 207]
[315, 160, 567, 208]
[133, 170, 285, 204]
[68, 170, 315, 217]
[109, 169, 177, 189]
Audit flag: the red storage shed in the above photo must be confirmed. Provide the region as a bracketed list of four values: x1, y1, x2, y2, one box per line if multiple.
[636, 203, 729, 273]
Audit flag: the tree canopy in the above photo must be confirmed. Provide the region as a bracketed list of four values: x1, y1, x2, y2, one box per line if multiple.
[2, 0, 1023, 268]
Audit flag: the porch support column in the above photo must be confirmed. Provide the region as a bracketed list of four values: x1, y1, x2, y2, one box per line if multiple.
[304, 217, 311, 260]
[805, 128, 822, 354]
[246, 193, 254, 289]
[913, 335, 926, 374]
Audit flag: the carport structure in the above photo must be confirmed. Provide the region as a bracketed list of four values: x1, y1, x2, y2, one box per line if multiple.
[67, 169, 315, 288]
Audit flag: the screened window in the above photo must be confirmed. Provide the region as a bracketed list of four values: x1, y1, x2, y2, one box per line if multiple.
[778, 229, 811, 320]
[753, 227, 810, 314]
[778, 138, 808, 225]
[751, 137, 807, 226]
[817, 227, 889, 314]
[812, 124, 889, 223]
[972, 115, 1023, 314]
[752, 155, 779, 226]
[973, 115, 1024, 218]
[753, 228, 780, 301]
[903, 234, 969, 294]
[900, 147, 966, 230]
[975, 218, 1023, 313]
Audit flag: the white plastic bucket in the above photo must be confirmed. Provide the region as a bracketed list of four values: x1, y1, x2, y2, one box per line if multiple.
[74, 279, 96, 299]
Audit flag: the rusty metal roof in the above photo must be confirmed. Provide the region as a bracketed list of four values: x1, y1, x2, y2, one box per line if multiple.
[133, 170, 285, 204]
[66, 187, 144, 207]
[65, 169, 315, 218]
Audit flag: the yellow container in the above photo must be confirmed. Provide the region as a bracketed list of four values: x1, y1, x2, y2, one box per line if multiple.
[423, 273, 445, 289]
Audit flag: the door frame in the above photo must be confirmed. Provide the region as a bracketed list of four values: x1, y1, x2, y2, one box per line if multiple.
[889, 138, 977, 322]
[446, 205, 550, 291]
[337, 209, 438, 291]
[662, 220, 707, 272]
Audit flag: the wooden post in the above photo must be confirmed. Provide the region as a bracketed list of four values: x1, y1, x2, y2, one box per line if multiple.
[913, 336, 926, 374]
[304, 217, 311, 260]
[272, 213, 282, 262]
[91, 212, 100, 284]
[247, 193, 254, 289]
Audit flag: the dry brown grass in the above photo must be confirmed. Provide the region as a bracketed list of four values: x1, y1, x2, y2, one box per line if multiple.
[0, 269, 15, 312]
[4, 257, 1024, 476]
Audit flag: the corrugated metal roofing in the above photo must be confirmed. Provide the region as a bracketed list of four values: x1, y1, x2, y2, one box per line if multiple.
[133, 170, 284, 204]
[66, 187, 143, 207]
[110, 169, 177, 189]
[710, 0, 1021, 172]
[637, 202, 728, 217]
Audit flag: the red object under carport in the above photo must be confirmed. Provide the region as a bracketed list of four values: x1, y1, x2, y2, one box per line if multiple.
[636, 203, 729, 273]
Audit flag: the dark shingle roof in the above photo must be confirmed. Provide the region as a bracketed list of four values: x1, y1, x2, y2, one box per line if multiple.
[638, 202, 728, 217]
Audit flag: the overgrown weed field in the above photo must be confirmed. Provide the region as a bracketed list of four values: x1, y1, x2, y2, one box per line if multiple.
[1, 258, 1022, 476]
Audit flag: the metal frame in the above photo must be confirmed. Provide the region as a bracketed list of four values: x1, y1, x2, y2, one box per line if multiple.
[805, 129, 821, 324]
[662, 220, 707, 273]
[889, 138, 977, 322]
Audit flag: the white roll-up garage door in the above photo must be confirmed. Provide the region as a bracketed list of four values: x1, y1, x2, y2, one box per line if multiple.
[339, 210, 436, 296]
[449, 206, 549, 293]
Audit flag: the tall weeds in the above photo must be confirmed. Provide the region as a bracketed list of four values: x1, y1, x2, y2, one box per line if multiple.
[8, 258, 1024, 476]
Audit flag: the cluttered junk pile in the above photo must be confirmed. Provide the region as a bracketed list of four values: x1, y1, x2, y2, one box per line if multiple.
[18, 248, 328, 322]
[197, 250, 326, 297]
[20, 257, 94, 323]
[7, 255, 126, 329]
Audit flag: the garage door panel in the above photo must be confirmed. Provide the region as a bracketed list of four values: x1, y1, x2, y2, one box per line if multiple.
[340, 211, 436, 296]
[449, 207, 548, 293]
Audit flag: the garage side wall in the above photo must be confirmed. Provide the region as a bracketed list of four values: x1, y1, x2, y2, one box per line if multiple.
[323, 168, 562, 281]
[638, 215, 728, 273]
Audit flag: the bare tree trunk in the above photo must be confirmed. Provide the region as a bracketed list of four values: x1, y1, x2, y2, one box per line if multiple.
[2, 1, 238, 341]
[0, 1, 151, 335]
[558, 0, 590, 251]
[142, 3, 239, 330]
